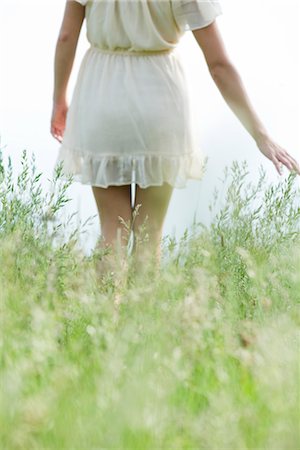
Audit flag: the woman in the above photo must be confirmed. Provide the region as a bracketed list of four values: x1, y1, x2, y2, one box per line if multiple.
[50, 0, 300, 275]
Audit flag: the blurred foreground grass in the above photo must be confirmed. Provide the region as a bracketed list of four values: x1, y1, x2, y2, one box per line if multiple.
[0, 150, 299, 450]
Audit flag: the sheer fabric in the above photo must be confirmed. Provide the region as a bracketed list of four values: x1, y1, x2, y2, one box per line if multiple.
[55, 0, 223, 188]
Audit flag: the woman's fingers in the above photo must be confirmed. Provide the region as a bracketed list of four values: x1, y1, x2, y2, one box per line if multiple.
[51, 124, 63, 143]
[50, 102, 68, 143]
[273, 151, 300, 176]
[277, 145, 300, 172]
[278, 151, 300, 175]
[257, 136, 300, 176]
[272, 157, 283, 176]
[288, 155, 300, 174]
[278, 153, 294, 171]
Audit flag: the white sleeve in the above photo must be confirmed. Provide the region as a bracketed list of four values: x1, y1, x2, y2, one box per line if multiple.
[73, 0, 88, 5]
[171, 0, 223, 32]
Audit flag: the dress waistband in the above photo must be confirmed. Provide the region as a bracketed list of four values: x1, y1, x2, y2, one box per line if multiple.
[89, 45, 174, 56]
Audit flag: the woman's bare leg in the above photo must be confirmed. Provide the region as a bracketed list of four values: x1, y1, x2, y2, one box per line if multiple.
[131, 182, 174, 275]
[92, 184, 132, 277]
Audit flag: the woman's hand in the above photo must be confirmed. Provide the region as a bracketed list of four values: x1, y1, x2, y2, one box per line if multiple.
[50, 100, 68, 143]
[255, 134, 300, 176]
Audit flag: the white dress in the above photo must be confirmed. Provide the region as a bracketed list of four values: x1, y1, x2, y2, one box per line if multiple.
[54, 0, 223, 188]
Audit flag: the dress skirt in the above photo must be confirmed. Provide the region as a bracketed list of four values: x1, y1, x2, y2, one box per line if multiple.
[54, 45, 208, 189]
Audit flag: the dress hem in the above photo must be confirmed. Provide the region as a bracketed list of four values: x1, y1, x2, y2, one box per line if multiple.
[54, 145, 208, 189]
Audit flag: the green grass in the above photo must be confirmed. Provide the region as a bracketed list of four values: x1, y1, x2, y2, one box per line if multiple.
[1, 149, 299, 450]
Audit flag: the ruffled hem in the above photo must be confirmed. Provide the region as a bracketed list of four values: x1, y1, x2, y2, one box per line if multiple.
[54, 146, 208, 189]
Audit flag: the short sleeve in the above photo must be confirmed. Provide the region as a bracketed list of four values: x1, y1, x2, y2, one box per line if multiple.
[73, 0, 88, 5]
[171, 0, 223, 32]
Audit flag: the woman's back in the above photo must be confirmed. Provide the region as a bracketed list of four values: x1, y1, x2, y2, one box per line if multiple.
[84, 0, 182, 51]
[81, 0, 223, 51]
[54, 0, 223, 188]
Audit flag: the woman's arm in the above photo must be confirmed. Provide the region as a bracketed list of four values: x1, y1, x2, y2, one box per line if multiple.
[51, 0, 85, 142]
[53, 0, 85, 103]
[192, 22, 300, 176]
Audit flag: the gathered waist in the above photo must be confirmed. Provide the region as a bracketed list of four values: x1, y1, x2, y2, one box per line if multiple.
[89, 44, 175, 56]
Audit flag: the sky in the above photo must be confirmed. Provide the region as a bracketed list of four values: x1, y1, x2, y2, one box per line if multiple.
[1, 0, 299, 254]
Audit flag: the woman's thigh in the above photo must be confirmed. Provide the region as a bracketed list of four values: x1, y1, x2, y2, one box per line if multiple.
[132, 182, 174, 244]
[92, 184, 132, 249]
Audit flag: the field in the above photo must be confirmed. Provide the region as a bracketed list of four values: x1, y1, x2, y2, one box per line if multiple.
[1, 150, 299, 450]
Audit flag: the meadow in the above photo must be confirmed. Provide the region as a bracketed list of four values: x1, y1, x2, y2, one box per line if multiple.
[1, 149, 299, 450]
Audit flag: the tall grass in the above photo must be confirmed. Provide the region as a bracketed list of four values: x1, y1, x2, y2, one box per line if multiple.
[1, 149, 299, 450]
